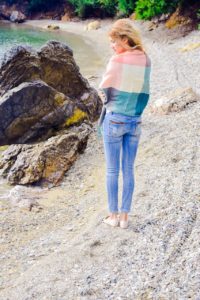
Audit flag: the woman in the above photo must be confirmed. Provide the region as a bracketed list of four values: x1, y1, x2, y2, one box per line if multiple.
[98, 19, 151, 229]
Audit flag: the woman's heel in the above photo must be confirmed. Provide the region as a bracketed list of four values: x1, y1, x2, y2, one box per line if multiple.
[119, 220, 129, 229]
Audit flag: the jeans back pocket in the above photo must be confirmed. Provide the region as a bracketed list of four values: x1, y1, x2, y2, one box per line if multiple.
[108, 120, 127, 137]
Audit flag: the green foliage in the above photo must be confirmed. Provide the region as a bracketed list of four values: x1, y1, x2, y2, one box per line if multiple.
[134, 0, 184, 20]
[67, 0, 97, 18]
[68, 0, 117, 18]
[165, 0, 181, 12]
[118, 0, 136, 15]
[135, 0, 167, 20]
[197, 9, 200, 30]
[99, 0, 118, 16]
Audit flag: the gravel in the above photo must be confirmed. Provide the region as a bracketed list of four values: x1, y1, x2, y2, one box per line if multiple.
[0, 21, 200, 300]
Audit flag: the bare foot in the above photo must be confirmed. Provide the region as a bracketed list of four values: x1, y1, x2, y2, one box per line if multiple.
[120, 212, 128, 221]
[109, 213, 119, 220]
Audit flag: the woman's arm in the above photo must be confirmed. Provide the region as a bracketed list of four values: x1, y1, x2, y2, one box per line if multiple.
[97, 89, 107, 104]
[98, 56, 117, 105]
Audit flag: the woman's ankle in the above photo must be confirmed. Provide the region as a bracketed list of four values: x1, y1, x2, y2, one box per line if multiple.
[120, 212, 128, 221]
[109, 212, 118, 219]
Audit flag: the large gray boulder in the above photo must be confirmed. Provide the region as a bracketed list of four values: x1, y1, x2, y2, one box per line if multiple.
[0, 80, 74, 145]
[0, 41, 101, 146]
[0, 41, 98, 105]
[0, 41, 102, 186]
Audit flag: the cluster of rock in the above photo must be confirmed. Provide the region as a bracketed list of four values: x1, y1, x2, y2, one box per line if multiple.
[46, 20, 101, 32]
[0, 5, 26, 22]
[0, 41, 102, 186]
[0, 2, 74, 23]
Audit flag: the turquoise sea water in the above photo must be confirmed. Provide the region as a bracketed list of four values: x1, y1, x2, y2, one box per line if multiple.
[0, 21, 102, 77]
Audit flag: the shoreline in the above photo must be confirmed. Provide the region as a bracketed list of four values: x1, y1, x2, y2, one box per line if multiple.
[0, 18, 115, 88]
[24, 19, 115, 89]
[25, 19, 113, 64]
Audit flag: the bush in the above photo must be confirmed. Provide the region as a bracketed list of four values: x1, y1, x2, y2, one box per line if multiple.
[68, 0, 181, 19]
[99, 0, 118, 16]
[197, 8, 200, 19]
[68, 0, 117, 18]
[67, 0, 96, 18]
[117, 0, 137, 15]
[135, 0, 167, 20]
[197, 9, 200, 30]
[134, 0, 195, 20]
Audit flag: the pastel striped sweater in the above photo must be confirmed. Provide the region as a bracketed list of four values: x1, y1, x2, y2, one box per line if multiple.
[98, 50, 151, 119]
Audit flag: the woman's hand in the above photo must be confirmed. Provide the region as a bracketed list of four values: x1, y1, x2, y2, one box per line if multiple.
[97, 89, 107, 104]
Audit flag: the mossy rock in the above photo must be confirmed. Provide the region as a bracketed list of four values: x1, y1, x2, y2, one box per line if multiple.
[47, 25, 60, 30]
[64, 108, 88, 127]
[165, 7, 192, 29]
[0, 145, 9, 151]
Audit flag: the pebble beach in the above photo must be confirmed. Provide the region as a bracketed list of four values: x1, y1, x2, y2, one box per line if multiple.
[0, 18, 200, 299]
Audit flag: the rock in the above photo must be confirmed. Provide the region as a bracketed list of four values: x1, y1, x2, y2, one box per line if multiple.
[159, 13, 170, 22]
[0, 41, 102, 186]
[129, 13, 136, 21]
[0, 41, 101, 143]
[61, 13, 71, 22]
[10, 10, 26, 23]
[0, 80, 75, 145]
[0, 4, 12, 20]
[0, 123, 91, 186]
[47, 25, 60, 30]
[151, 17, 160, 25]
[85, 21, 101, 31]
[150, 88, 199, 115]
[180, 42, 200, 52]
[0, 45, 40, 96]
[6, 185, 43, 211]
[165, 7, 193, 30]
[0, 41, 100, 118]
[148, 22, 158, 31]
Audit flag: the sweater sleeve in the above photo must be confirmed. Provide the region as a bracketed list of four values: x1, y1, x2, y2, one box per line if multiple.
[98, 56, 116, 104]
[98, 56, 115, 89]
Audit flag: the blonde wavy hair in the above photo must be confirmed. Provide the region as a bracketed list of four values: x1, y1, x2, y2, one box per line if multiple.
[108, 19, 145, 52]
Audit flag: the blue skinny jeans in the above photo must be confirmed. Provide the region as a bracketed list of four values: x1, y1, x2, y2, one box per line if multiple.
[102, 112, 142, 214]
